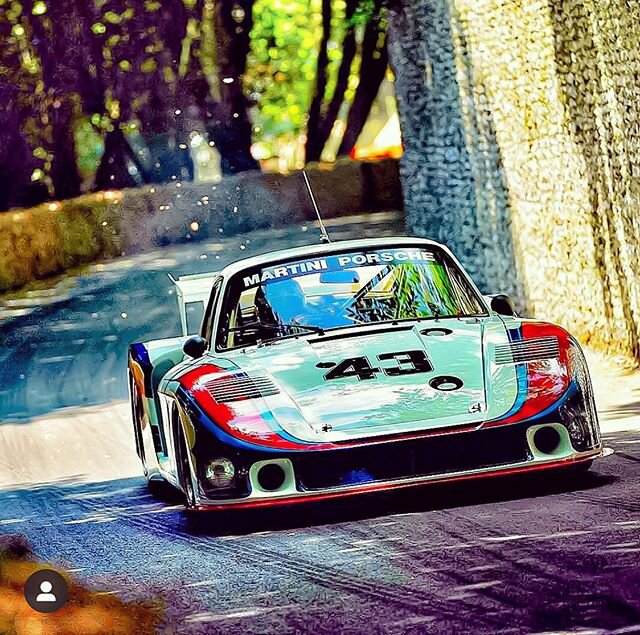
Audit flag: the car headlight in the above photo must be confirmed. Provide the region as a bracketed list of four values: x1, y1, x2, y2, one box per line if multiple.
[558, 384, 599, 452]
[205, 458, 235, 489]
[558, 344, 601, 452]
[559, 396, 589, 451]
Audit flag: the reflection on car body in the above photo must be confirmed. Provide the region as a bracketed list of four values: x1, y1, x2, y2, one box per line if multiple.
[129, 238, 604, 511]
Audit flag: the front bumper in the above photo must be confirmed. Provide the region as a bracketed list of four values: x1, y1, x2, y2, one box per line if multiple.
[192, 449, 603, 511]
[188, 419, 605, 510]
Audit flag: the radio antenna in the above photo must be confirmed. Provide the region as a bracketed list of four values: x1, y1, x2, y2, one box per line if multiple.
[302, 170, 331, 243]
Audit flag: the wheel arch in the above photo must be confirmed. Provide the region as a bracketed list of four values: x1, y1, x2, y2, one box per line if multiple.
[169, 398, 199, 506]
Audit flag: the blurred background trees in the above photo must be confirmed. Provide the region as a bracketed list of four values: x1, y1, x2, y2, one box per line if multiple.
[0, 0, 400, 211]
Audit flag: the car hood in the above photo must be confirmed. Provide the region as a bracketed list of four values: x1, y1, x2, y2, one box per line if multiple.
[212, 319, 517, 443]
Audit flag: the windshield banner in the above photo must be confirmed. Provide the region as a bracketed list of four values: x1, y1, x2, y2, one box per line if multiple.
[242, 249, 437, 288]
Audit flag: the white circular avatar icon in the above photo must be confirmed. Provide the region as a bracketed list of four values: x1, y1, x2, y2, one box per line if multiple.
[36, 580, 57, 602]
[24, 569, 68, 613]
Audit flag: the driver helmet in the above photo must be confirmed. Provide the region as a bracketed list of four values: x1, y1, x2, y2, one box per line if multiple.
[258, 278, 307, 324]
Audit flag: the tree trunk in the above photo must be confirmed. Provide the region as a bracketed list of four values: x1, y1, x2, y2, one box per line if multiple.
[338, 15, 388, 156]
[94, 127, 140, 190]
[28, 0, 83, 199]
[0, 10, 48, 210]
[73, 1, 106, 114]
[306, 0, 359, 162]
[0, 99, 47, 210]
[133, 0, 195, 184]
[304, 0, 333, 163]
[385, 0, 484, 287]
[50, 99, 82, 200]
[201, 0, 260, 174]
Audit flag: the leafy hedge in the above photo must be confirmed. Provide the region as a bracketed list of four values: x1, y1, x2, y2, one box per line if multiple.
[0, 159, 401, 293]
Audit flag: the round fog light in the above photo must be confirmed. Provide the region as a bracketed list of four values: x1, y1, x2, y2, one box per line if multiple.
[205, 458, 235, 488]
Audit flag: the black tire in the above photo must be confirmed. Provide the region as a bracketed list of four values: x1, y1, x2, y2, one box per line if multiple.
[542, 460, 594, 490]
[129, 373, 147, 469]
[147, 477, 180, 502]
[176, 426, 197, 509]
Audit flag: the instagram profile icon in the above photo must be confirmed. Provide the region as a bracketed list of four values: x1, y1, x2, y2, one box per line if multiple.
[24, 569, 68, 613]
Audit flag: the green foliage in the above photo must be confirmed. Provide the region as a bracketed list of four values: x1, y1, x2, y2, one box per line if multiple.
[350, 0, 376, 26]
[74, 119, 105, 179]
[245, 0, 352, 159]
[1, 0, 390, 201]
[245, 0, 321, 142]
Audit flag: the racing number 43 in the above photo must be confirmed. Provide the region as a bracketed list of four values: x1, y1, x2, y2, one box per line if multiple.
[323, 350, 433, 381]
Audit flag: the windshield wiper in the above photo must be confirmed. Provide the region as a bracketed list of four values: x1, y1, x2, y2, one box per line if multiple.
[228, 322, 324, 335]
[256, 324, 325, 348]
[227, 321, 325, 348]
[367, 315, 458, 327]
[266, 322, 325, 335]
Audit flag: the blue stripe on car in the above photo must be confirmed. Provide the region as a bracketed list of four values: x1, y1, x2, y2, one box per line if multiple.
[500, 327, 528, 420]
[129, 342, 154, 395]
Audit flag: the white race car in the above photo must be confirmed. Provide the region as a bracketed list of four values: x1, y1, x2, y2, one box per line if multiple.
[128, 237, 603, 510]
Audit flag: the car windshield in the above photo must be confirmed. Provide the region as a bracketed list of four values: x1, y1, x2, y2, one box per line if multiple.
[218, 246, 487, 349]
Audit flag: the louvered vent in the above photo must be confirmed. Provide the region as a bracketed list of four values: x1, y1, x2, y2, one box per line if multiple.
[494, 336, 559, 365]
[204, 374, 280, 403]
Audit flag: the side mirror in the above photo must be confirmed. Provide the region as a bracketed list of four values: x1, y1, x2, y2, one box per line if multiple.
[183, 335, 208, 358]
[489, 294, 517, 317]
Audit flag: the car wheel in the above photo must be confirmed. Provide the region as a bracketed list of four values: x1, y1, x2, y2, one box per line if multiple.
[147, 477, 177, 500]
[129, 374, 147, 468]
[176, 427, 197, 509]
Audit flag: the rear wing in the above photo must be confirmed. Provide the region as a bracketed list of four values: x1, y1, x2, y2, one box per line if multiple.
[169, 272, 219, 337]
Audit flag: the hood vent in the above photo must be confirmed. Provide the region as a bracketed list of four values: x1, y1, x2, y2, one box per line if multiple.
[494, 336, 559, 365]
[204, 374, 280, 403]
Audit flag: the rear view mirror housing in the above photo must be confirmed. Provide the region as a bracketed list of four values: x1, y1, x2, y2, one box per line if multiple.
[488, 294, 517, 317]
[183, 335, 208, 359]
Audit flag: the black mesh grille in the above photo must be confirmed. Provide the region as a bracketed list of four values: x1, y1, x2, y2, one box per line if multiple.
[204, 375, 280, 403]
[495, 337, 559, 365]
[294, 423, 532, 490]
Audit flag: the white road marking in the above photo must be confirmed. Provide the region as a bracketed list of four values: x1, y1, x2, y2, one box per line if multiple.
[185, 606, 295, 623]
[452, 581, 503, 592]
[184, 580, 217, 588]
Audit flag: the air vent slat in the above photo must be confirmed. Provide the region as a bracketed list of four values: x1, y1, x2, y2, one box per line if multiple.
[494, 336, 559, 365]
[204, 374, 280, 403]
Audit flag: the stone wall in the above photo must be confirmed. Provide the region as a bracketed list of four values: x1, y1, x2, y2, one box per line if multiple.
[388, 0, 640, 360]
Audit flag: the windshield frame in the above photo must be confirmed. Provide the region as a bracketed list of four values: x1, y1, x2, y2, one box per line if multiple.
[211, 242, 490, 352]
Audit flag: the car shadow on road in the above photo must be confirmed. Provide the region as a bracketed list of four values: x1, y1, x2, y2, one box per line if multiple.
[185, 468, 617, 537]
[0, 453, 621, 539]
[602, 397, 640, 420]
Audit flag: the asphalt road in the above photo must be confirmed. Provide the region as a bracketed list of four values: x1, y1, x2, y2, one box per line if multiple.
[0, 212, 402, 421]
[1, 213, 639, 634]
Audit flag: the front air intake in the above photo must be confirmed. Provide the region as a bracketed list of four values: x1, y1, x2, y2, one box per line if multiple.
[256, 463, 287, 491]
[204, 374, 280, 403]
[494, 336, 559, 365]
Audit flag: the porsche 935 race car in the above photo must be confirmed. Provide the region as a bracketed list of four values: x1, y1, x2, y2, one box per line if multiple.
[128, 237, 603, 510]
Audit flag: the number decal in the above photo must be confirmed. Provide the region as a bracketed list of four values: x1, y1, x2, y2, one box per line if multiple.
[378, 350, 433, 376]
[324, 357, 381, 381]
[323, 350, 432, 381]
